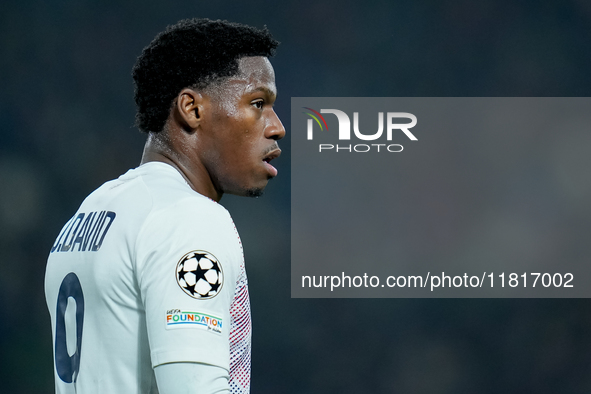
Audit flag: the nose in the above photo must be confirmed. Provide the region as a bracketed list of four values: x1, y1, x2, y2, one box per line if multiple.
[265, 109, 286, 141]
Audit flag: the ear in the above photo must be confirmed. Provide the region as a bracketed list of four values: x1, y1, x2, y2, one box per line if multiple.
[174, 88, 205, 131]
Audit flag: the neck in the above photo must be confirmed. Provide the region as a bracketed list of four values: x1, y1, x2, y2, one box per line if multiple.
[140, 133, 222, 202]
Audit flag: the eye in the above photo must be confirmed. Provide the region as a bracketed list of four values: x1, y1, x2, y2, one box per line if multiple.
[252, 99, 264, 110]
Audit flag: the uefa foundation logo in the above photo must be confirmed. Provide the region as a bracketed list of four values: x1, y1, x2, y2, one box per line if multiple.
[302, 107, 418, 153]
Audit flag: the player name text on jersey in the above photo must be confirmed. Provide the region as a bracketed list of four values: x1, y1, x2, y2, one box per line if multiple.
[50, 211, 117, 253]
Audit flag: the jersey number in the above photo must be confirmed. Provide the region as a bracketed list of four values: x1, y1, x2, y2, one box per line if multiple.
[54, 272, 85, 383]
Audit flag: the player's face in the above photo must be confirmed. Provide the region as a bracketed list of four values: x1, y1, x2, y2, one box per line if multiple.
[200, 57, 285, 197]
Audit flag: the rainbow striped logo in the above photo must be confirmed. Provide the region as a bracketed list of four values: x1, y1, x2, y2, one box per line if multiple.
[302, 107, 329, 131]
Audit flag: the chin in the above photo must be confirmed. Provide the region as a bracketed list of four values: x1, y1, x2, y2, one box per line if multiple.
[241, 176, 270, 197]
[225, 183, 267, 198]
[245, 188, 264, 198]
[222, 177, 269, 198]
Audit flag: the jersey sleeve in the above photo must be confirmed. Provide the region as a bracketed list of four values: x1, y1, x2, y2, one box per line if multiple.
[154, 362, 230, 394]
[135, 198, 243, 371]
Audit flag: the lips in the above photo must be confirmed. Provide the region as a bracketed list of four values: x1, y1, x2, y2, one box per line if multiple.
[262, 147, 281, 177]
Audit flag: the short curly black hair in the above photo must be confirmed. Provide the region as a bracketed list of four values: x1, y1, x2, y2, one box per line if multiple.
[132, 18, 279, 133]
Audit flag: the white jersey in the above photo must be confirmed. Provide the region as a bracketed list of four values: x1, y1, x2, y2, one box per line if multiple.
[45, 162, 251, 394]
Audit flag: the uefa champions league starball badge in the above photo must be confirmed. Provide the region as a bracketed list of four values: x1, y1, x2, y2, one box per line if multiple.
[176, 251, 224, 299]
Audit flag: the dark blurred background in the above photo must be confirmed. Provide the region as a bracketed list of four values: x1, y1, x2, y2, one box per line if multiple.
[2, 0, 591, 393]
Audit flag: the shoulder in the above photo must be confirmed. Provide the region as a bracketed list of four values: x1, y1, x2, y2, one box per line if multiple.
[138, 196, 237, 254]
[133, 163, 240, 257]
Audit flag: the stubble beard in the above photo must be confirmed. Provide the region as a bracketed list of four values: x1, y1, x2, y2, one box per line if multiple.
[245, 187, 264, 198]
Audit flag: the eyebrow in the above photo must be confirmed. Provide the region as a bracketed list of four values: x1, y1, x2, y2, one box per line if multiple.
[247, 86, 277, 98]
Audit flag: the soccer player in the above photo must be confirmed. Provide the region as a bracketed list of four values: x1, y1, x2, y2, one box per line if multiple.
[44, 19, 284, 394]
